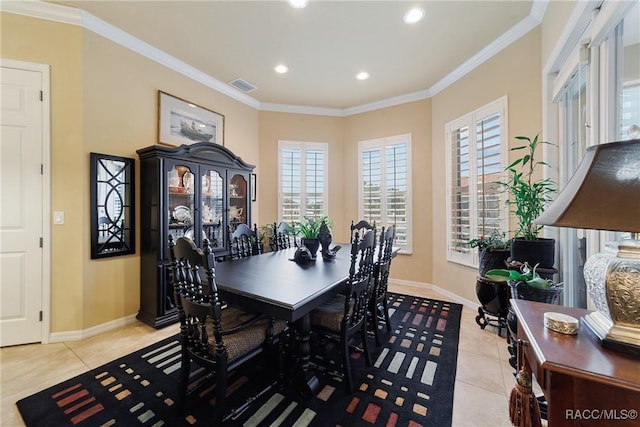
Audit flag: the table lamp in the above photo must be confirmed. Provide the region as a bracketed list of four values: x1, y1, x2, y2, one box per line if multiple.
[534, 139, 640, 354]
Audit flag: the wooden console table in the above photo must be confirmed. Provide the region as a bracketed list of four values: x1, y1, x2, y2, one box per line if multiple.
[511, 299, 640, 426]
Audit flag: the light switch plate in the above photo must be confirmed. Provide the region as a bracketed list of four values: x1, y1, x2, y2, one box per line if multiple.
[53, 211, 64, 225]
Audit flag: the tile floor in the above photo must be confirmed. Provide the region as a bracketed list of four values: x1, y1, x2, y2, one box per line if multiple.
[1, 283, 518, 426]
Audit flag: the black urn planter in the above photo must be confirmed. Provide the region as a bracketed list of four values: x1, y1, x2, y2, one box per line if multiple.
[475, 276, 510, 336]
[301, 238, 320, 258]
[476, 276, 510, 317]
[510, 237, 555, 269]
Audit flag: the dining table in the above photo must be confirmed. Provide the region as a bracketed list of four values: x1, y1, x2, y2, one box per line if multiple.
[214, 244, 354, 398]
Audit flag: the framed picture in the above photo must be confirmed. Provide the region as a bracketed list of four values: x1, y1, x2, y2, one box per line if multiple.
[251, 173, 257, 201]
[158, 91, 224, 146]
[90, 153, 135, 259]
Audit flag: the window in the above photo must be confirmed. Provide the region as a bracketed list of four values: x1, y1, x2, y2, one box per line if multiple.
[446, 97, 508, 266]
[278, 141, 328, 223]
[358, 134, 411, 252]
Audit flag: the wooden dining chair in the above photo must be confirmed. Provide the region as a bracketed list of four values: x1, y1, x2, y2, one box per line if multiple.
[269, 221, 293, 251]
[350, 219, 376, 245]
[370, 225, 395, 346]
[228, 223, 262, 259]
[168, 236, 285, 423]
[310, 228, 377, 393]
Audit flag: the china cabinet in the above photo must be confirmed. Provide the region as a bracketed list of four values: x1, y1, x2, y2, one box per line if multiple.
[137, 142, 254, 328]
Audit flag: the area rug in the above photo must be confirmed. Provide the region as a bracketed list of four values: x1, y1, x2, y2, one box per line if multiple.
[16, 293, 462, 426]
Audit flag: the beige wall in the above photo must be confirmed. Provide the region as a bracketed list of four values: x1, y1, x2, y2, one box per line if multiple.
[2, 12, 259, 332]
[2, 9, 548, 335]
[2, 13, 85, 332]
[258, 100, 432, 284]
[430, 28, 542, 303]
[257, 112, 345, 236]
[343, 100, 432, 283]
[540, 0, 578, 70]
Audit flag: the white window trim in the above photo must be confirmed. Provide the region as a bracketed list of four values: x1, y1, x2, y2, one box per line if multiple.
[357, 133, 412, 253]
[277, 140, 329, 222]
[445, 96, 509, 268]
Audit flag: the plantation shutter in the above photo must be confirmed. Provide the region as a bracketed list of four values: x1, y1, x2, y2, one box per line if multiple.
[450, 126, 471, 255]
[475, 112, 503, 239]
[359, 134, 411, 252]
[386, 143, 408, 247]
[446, 96, 507, 266]
[279, 141, 328, 224]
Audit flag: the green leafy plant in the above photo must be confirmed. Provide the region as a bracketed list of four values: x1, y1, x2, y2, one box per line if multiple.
[502, 134, 557, 240]
[291, 216, 333, 239]
[485, 263, 562, 290]
[467, 230, 511, 251]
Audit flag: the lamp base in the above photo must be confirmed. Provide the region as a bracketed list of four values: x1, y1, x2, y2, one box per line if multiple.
[581, 311, 640, 356]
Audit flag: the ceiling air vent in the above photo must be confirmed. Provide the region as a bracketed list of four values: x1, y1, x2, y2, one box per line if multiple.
[228, 78, 257, 93]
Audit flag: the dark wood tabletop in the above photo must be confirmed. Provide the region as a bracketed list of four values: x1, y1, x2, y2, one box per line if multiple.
[511, 299, 640, 392]
[214, 245, 353, 322]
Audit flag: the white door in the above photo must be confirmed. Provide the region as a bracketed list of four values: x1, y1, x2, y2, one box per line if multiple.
[0, 65, 45, 346]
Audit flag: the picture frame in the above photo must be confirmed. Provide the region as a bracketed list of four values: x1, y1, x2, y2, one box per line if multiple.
[90, 153, 135, 259]
[158, 91, 224, 146]
[251, 173, 257, 201]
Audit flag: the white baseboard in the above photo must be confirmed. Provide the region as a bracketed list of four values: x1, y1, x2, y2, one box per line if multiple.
[389, 278, 478, 311]
[48, 314, 139, 343]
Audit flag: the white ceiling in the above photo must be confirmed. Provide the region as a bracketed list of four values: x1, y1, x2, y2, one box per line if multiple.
[45, 1, 537, 112]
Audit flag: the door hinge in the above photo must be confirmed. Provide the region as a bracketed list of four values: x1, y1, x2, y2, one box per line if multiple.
[41, 164, 44, 175]
[39, 237, 43, 248]
[40, 90, 43, 101]
[39, 311, 43, 322]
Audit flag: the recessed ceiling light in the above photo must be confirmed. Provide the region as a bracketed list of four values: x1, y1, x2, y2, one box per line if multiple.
[356, 72, 370, 81]
[275, 64, 289, 74]
[403, 7, 425, 24]
[288, 0, 308, 8]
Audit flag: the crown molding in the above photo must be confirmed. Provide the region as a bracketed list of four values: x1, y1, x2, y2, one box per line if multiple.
[428, 11, 543, 97]
[259, 103, 344, 117]
[3, 0, 545, 117]
[80, 12, 261, 109]
[1, 0, 82, 25]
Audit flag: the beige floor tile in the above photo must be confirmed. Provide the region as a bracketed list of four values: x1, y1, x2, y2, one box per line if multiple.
[456, 349, 508, 395]
[452, 380, 510, 426]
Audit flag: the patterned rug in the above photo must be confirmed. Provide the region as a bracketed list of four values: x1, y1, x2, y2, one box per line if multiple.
[16, 293, 462, 426]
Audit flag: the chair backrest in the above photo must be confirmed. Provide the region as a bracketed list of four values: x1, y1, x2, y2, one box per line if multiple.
[343, 228, 377, 333]
[168, 236, 226, 364]
[350, 219, 376, 244]
[270, 221, 293, 251]
[373, 225, 395, 303]
[228, 223, 262, 259]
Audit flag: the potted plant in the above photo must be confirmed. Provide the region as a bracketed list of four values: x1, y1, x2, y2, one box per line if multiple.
[291, 216, 332, 257]
[486, 263, 563, 304]
[501, 134, 557, 268]
[468, 230, 512, 277]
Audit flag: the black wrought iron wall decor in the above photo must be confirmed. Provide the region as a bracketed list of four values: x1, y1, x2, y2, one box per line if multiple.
[90, 153, 135, 259]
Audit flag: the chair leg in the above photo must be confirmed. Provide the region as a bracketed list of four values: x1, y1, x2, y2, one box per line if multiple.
[361, 323, 372, 367]
[215, 369, 228, 424]
[372, 303, 382, 347]
[177, 353, 190, 412]
[341, 336, 354, 394]
[383, 296, 392, 331]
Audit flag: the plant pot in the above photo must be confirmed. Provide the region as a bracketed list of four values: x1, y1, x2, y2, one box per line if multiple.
[478, 249, 510, 277]
[476, 275, 510, 317]
[510, 237, 555, 269]
[508, 280, 563, 304]
[301, 238, 320, 258]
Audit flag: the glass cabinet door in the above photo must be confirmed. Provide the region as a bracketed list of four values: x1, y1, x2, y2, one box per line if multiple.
[229, 173, 248, 232]
[167, 164, 196, 242]
[201, 168, 225, 250]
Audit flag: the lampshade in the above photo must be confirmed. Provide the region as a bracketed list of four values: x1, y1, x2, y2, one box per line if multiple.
[534, 139, 640, 355]
[534, 139, 640, 232]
